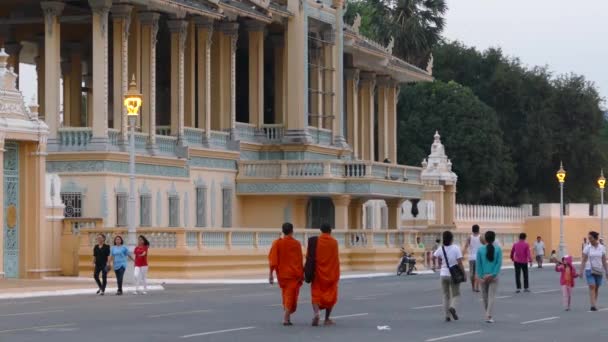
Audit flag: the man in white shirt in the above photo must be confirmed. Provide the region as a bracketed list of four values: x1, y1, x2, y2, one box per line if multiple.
[463, 224, 482, 292]
[534, 236, 545, 269]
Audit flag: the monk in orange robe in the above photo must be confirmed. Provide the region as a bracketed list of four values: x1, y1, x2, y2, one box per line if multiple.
[269, 222, 304, 326]
[311, 223, 340, 326]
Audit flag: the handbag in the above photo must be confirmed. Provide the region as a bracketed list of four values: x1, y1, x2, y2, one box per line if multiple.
[590, 259, 604, 276]
[304, 236, 318, 283]
[442, 245, 466, 284]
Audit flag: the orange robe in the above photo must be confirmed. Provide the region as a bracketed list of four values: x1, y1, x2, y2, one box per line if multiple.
[269, 236, 304, 313]
[311, 233, 340, 310]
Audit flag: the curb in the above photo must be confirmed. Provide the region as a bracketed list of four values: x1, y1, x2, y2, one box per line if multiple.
[0, 285, 164, 300]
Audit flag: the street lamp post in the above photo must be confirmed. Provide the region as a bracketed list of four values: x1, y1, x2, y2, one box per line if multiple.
[124, 76, 142, 283]
[598, 170, 606, 240]
[556, 162, 567, 258]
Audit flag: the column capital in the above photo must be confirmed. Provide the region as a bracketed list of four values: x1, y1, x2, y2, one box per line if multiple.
[360, 71, 376, 83]
[217, 21, 239, 36]
[139, 12, 160, 25]
[344, 68, 359, 80]
[194, 16, 214, 29]
[110, 4, 133, 20]
[332, 195, 351, 207]
[376, 75, 392, 87]
[244, 19, 266, 32]
[167, 19, 188, 34]
[41, 1, 65, 36]
[88, 0, 112, 11]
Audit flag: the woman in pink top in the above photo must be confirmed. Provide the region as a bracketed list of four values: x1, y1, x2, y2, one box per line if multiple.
[510, 233, 532, 293]
[555, 255, 578, 311]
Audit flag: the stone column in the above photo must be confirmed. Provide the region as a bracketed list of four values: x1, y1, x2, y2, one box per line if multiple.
[293, 197, 309, 228]
[67, 43, 82, 127]
[111, 4, 132, 142]
[184, 20, 196, 128]
[359, 72, 375, 161]
[195, 17, 213, 143]
[388, 81, 399, 163]
[4, 42, 22, 88]
[386, 199, 405, 230]
[88, 0, 112, 147]
[271, 35, 285, 124]
[348, 198, 364, 230]
[283, 2, 309, 143]
[309, 46, 322, 128]
[217, 22, 239, 135]
[333, 195, 351, 230]
[0, 135, 4, 276]
[168, 19, 188, 143]
[83, 74, 93, 127]
[245, 20, 265, 128]
[376, 76, 390, 162]
[61, 60, 71, 126]
[345, 68, 359, 158]
[139, 12, 159, 151]
[321, 29, 335, 131]
[333, 0, 347, 147]
[41, 1, 64, 140]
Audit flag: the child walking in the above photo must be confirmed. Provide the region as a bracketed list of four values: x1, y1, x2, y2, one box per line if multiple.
[555, 255, 578, 311]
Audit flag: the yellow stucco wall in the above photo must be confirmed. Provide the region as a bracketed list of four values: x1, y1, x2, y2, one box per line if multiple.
[524, 217, 600, 259]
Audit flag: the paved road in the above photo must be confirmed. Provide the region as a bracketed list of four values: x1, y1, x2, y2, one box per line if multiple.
[0, 267, 607, 341]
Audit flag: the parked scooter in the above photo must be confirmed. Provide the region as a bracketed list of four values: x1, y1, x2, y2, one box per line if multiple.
[397, 248, 417, 276]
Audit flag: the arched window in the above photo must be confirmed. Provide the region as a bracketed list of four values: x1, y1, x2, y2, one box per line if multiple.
[307, 197, 335, 229]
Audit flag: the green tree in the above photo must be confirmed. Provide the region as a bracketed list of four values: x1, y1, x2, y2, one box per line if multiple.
[345, 0, 447, 67]
[397, 81, 517, 204]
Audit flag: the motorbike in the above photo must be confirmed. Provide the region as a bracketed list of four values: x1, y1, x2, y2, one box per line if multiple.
[397, 248, 417, 276]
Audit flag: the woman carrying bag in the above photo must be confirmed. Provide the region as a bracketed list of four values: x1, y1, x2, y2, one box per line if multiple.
[433, 231, 465, 322]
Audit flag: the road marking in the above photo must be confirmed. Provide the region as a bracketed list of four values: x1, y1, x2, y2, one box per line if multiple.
[129, 300, 185, 306]
[0, 300, 42, 306]
[533, 289, 560, 294]
[521, 316, 559, 324]
[426, 330, 482, 341]
[188, 288, 230, 294]
[496, 295, 512, 299]
[0, 323, 76, 334]
[0, 309, 64, 317]
[333, 313, 369, 319]
[412, 304, 442, 310]
[181, 326, 256, 339]
[266, 301, 306, 307]
[149, 309, 211, 318]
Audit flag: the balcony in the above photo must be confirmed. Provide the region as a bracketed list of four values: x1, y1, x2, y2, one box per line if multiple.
[237, 160, 423, 198]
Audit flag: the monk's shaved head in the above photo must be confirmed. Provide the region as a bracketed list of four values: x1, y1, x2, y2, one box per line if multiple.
[320, 223, 332, 234]
[282, 222, 294, 235]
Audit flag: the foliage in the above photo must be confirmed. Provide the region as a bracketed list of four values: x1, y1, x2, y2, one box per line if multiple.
[344, 0, 447, 67]
[397, 81, 517, 204]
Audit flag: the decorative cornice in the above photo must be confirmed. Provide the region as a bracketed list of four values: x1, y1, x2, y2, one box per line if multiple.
[40, 1, 65, 36]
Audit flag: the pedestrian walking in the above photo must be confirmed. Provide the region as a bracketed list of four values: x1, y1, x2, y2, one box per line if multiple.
[476, 231, 502, 323]
[93, 233, 110, 296]
[534, 236, 546, 268]
[549, 250, 558, 263]
[463, 224, 482, 292]
[308, 223, 340, 326]
[269, 222, 304, 326]
[579, 231, 608, 311]
[510, 233, 532, 293]
[134, 235, 150, 295]
[108, 235, 131, 296]
[555, 255, 578, 311]
[433, 230, 465, 322]
[431, 239, 440, 271]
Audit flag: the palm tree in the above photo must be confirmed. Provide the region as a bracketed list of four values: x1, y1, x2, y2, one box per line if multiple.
[345, 0, 447, 68]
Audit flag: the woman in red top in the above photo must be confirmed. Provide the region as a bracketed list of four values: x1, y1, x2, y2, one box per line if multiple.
[134, 235, 150, 294]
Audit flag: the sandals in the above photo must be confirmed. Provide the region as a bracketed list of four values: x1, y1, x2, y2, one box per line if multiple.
[312, 316, 320, 326]
[324, 319, 336, 326]
[283, 321, 293, 326]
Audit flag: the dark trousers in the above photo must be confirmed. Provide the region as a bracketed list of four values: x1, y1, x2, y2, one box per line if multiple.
[94, 265, 108, 292]
[514, 262, 529, 290]
[114, 267, 126, 292]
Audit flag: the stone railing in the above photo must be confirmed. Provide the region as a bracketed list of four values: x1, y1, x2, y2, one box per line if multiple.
[307, 126, 333, 146]
[238, 160, 422, 183]
[156, 135, 177, 154]
[417, 230, 520, 251]
[58, 127, 93, 148]
[79, 227, 418, 251]
[209, 130, 230, 148]
[63, 217, 103, 234]
[456, 204, 526, 223]
[261, 124, 284, 143]
[184, 127, 205, 145]
[156, 125, 171, 136]
[108, 128, 120, 146]
[235, 122, 257, 143]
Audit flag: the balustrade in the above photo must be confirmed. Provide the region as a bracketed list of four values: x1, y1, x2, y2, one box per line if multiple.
[235, 123, 257, 143]
[261, 124, 284, 142]
[58, 127, 93, 148]
[209, 130, 229, 148]
[155, 135, 177, 154]
[156, 126, 171, 136]
[455, 204, 526, 223]
[184, 127, 205, 145]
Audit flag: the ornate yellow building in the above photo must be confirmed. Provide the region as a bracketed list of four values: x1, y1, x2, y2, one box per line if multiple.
[0, 0, 442, 278]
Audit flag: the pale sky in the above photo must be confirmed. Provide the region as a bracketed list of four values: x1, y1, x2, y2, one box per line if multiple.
[443, 0, 608, 106]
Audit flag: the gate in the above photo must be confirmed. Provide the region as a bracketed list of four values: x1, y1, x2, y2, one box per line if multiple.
[3, 142, 19, 278]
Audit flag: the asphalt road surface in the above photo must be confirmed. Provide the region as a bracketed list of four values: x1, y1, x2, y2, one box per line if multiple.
[0, 267, 607, 342]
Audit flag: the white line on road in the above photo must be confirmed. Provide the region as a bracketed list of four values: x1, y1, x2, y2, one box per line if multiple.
[496, 295, 512, 299]
[0, 300, 42, 306]
[521, 316, 559, 324]
[0, 323, 76, 334]
[412, 304, 442, 310]
[533, 289, 560, 294]
[0, 309, 64, 317]
[148, 310, 211, 318]
[188, 288, 230, 294]
[426, 330, 482, 341]
[129, 300, 185, 306]
[333, 313, 369, 319]
[180, 326, 256, 339]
